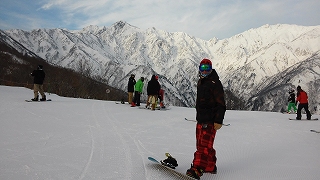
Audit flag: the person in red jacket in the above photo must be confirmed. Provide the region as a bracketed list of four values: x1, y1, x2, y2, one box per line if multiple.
[296, 86, 311, 120]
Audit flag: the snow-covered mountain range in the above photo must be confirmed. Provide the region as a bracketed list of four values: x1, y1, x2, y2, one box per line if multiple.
[1, 21, 319, 113]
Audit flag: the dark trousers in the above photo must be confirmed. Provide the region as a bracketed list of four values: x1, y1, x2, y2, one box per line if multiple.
[133, 91, 141, 106]
[296, 103, 311, 120]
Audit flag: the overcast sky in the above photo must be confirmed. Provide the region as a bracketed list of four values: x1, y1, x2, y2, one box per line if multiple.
[1, 0, 319, 40]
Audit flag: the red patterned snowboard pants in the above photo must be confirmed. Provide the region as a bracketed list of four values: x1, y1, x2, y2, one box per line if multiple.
[192, 123, 217, 172]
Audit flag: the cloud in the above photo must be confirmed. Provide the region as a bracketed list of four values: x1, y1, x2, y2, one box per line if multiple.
[1, 0, 319, 39]
[34, 0, 320, 39]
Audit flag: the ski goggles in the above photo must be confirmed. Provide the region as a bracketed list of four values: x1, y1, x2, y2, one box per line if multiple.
[199, 64, 212, 72]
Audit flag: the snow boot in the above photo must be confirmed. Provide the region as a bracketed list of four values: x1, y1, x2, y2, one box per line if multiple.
[160, 102, 165, 108]
[204, 165, 217, 174]
[151, 103, 156, 111]
[31, 96, 39, 101]
[40, 95, 46, 101]
[131, 102, 136, 107]
[160, 156, 178, 169]
[186, 165, 203, 180]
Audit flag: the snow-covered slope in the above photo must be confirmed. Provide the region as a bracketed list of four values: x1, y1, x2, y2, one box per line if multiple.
[1, 85, 320, 180]
[1, 22, 319, 112]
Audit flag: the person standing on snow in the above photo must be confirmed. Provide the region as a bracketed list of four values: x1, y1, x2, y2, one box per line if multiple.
[127, 74, 136, 104]
[158, 88, 165, 108]
[131, 77, 144, 107]
[287, 89, 297, 113]
[30, 65, 46, 101]
[146, 75, 160, 110]
[186, 59, 226, 180]
[296, 86, 311, 120]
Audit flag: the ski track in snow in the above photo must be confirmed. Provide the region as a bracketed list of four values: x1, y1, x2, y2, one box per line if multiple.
[102, 101, 133, 179]
[77, 102, 96, 180]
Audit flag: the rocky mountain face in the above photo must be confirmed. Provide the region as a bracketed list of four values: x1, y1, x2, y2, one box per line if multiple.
[1, 21, 319, 113]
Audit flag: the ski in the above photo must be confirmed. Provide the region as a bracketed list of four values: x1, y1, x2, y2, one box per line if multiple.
[25, 99, 52, 102]
[289, 118, 318, 120]
[310, 130, 320, 133]
[184, 118, 230, 126]
[148, 153, 196, 180]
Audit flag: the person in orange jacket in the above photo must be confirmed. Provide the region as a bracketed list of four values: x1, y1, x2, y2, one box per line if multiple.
[296, 86, 311, 120]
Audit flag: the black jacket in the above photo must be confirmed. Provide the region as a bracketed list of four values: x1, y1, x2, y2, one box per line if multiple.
[147, 75, 160, 95]
[31, 69, 45, 84]
[288, 93, 295, 103]
[196, 69, 226, 124]
[127, 77, 136, 92]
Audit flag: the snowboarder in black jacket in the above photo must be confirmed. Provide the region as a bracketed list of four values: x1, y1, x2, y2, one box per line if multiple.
[187, 59, 226, 179]
[146, 75, 160, 110]
[127, 74, 136, 104]
[287, 89, 297, 113]
[31, 65, 46, 101]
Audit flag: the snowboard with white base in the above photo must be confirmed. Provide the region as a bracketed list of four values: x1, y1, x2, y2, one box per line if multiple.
[25, 99, 52, 102]
[148, 153, 196, 180]
[139, 104, 171, 110]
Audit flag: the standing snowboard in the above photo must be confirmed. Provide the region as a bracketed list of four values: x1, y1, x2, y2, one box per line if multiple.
[148, 153, 196, 180]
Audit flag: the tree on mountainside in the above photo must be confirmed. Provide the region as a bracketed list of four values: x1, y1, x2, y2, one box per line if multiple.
[0, 41, 126, 101]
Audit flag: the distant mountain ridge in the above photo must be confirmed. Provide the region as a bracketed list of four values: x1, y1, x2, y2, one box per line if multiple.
[1, 22, 319, 113]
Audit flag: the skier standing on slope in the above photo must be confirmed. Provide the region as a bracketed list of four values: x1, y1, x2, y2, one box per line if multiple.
[287, 89, 297, 113]
[146, 75, 160, 110]
[131, 77, 144, 107]
[158, 88, 165, 108]
[296, 86, 311, 120]
[30, 65, 46, 101]
[127, 74, 136, 104]
[186, 59, 226, 180]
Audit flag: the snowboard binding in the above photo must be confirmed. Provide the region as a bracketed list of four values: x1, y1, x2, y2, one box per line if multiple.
[160, 153, 178, 169]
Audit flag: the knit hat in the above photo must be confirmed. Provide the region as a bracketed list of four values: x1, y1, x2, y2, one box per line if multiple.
[200, 59, 212, 66]
[297, 86, 301, 91]
[199, 59, 212, 78]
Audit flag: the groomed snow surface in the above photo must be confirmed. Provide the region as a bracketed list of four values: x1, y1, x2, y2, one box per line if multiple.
[1, 85, 319, 180]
